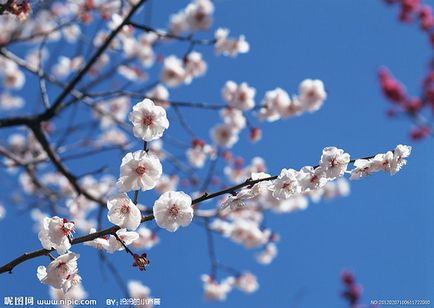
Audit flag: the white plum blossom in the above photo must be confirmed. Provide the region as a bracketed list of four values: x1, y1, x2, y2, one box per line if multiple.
[268, 168, 301, 200]
[169, 11, 189, 34]
[0, 58, 25, 89]
[107, 229, 139, 253]
[249, 172, 273, 196]
[169, 0, 214, 34]
[117, 150, 162, 192]
[257, 88, 291, 122]
[390, 144, 412, 175]
[94, 96, 130, 128]
[186, 140, 213, 168]
[225, 206, 264, 224]
[187, 146, 208, 168]
[37, 252, 80, 293]
[127, 281, 153, 308]
[220, 189, 254, 210]
[298, 79, 327, 112]
[256, 243, 278, 265]
[280, 96, 306, 118]
[297, 166, 328, 191]
[59, 271, 82, 296]
[146, 84, 170, 108]
[230, 219, 270, 248]
[319, 147, 350, 179]
[235, 272, 259, 293]
[148, 139, 166, 160]
[201, 275, 235, 301]
[222, 81, 256, 111]
[38, 216, 75, 254]
[52, 56, 83, 78]
[267, 194, 309, 213]
[50, 284, 87, 308]
[210, 219, 234, 237]
[224, 164, 244, 184]
[66, 195, 97, 220]
[0, 203, 5, 220]
[160, 55, 186, 87]
[31, 209, 48, 232]
[26, 48, 48, 71]
[19, 173, 36, 194]
[129, 98, 169, 142]
[137, 32, 158, 63]
[107, 193, 141, 230]
[184, 51, 207, 83]
[257, 80, 327, 121]
[247, 157, 267, 174]
[108, 13, 124, 30]
[215, 28, 250, 57]
[310, 178, 350, 203]
[132, 226, 159, 249]
[224, 158, 267, 184]
[371, 151, 395, 173]
[153, 191, 193, 232]
[63, 24, 81, 43]
[185, 0, 214, 32]
[83, 228, 110, 251]
[211, 123, 239, 148]
[93, 31, 121, 49]
[155, 174, 179, 193]
[350, 144, 411, 179]
[122, 33, 156, 67]
[118, 65, 146, 82]
[220, 107, 247, 131]
[220, 195, 245, 211]
[0, 94, 24, 110]
[222, 80, 237, 102]
[96, 128, 128, 147]
[350, 159, 374, 180]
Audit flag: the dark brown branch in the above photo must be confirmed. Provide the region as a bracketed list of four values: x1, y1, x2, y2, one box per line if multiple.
[0, 214, 155, 274]
[0, 0, 148, 129]
[29, 124, 106, 206]
[41, 0, 149, 120]
[129, 22, 217, 45]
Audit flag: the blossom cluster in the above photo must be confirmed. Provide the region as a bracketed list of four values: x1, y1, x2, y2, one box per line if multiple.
[380, 0, 434, 140]
[160, 53, 207, 88]
[169, 0, 214, 34]
[34, 97, 192, 294]
[257, 79, 327, 122]
[201, 272, 259, 301]
[0, 0, 416, 305]
[197, 144, 410, 301]
[221, 145, 410, 212]
[209, 78, 327, 149]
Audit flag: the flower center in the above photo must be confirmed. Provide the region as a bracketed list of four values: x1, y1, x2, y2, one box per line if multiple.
[110, 103, 120, 112]
[220, 130, 229, 139]
[195, 11, 206, 22]
[238, 91, 247, 101]
[330, 157, 338, 167]
[142, 114, 154, 126]
[282, 182, 291, 189]
[135, 166, 146, 176]
[168, 204, 179, 217]
[6, 75, 17, 84]
[56, 262, 68, 274]
[120, 204, 130, 214]
[167, 70, 177, 79]
[306, 89, 316, 98]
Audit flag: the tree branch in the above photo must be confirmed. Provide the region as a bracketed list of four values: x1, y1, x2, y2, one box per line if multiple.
[0, 151, 382, 275]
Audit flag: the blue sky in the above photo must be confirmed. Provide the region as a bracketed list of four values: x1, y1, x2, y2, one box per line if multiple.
[1, 0, 434, 307]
